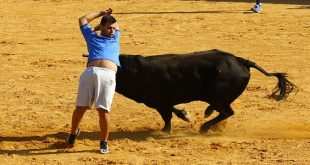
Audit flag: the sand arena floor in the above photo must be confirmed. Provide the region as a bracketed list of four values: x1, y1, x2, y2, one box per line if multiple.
[0, 0, 310, 164]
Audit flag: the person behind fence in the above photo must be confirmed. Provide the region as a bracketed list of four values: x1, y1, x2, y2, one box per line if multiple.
[251, 0, 262, 13]
[66, 8, 120, 154]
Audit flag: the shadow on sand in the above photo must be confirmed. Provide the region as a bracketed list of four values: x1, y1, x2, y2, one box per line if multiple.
[113, 9, 254, 15]
[0, 129, 199, 156]
[180, 0, 310, 5]
[287, 5, 310, 9]
[112, 2, 309, 16]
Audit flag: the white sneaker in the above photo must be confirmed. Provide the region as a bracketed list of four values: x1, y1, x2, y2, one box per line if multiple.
[100, 141, 109, 154]
[251, 4, 262, 13]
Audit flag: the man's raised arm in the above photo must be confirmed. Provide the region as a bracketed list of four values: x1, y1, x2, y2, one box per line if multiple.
[79, 8, 112, 26]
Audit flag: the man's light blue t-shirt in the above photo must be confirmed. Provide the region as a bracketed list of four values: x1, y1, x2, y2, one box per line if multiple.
[80, 24, 120, 66]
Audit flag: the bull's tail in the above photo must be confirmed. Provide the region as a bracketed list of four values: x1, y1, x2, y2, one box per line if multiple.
[237, 57, 296, 100]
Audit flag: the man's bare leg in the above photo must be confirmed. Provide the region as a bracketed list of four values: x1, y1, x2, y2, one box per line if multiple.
[98, 108, 110, 153]
[70, 106, 88, 134]
[98, 109, 109, 141]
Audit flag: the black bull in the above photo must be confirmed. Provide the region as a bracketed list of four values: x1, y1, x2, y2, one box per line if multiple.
[115, 49, 296, 133]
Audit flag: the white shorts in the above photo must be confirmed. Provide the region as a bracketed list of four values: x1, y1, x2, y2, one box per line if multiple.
[76, 67, 116, 111]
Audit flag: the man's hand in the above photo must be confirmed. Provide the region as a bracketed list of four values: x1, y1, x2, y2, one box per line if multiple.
[79, 8, 113, 26]
[100, 8, 112, 16]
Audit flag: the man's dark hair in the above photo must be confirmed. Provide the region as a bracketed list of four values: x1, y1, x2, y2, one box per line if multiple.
[100, 15, 117, 26]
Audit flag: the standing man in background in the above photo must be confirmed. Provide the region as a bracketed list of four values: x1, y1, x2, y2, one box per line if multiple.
[252, 0, 262, 13]
[66, 8, 120, 154]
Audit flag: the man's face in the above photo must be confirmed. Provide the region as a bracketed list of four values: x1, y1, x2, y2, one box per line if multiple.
[100, 23, 117, 37]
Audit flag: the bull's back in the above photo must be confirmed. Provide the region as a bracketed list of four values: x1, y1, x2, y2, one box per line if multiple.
[140, 53, 221, 102]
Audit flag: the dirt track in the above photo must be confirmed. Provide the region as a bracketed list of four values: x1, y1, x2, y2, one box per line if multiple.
[0, 0, 310, 164]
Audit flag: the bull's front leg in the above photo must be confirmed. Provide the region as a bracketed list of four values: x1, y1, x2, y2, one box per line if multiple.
[157, 109, 173, 133]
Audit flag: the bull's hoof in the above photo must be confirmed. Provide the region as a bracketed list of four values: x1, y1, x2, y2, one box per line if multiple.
[181, 112, 191, 122]
[199, 125, 210, 134]
[175, 110, 191, 122]
[161, 127, 172, 134]
[204, 109, 214, 118]
[199, 128, 209, 134]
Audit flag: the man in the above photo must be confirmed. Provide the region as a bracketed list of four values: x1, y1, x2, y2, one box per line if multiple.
[66, 8, 120, 154]
[251, 0, 262, 13]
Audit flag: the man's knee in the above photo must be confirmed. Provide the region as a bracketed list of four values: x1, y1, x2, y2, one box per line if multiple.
[96, 108, 109, 113]
[76, 106, 89, 112]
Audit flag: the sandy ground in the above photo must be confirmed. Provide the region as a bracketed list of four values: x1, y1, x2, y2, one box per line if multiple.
[0, 0, 310, 164]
